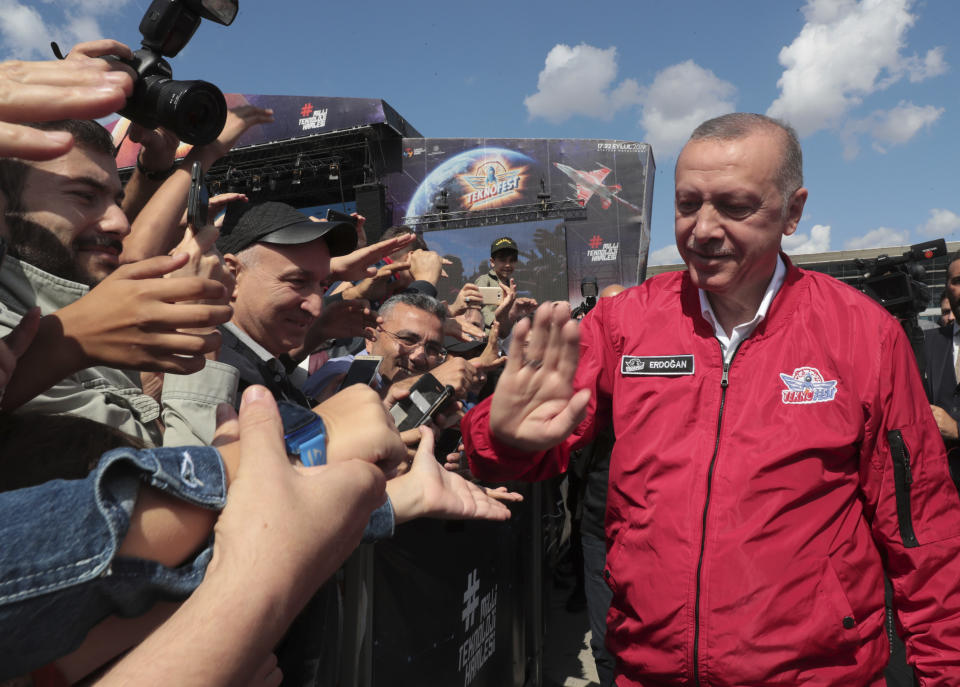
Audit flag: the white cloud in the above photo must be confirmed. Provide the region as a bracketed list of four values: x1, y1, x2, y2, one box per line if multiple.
[903, 46, 948, 82]
[524, 43, 642, 124]
[64, 14, 105, 46]
[0, 0, 132, 59]
[919, 209, 960, 238]
[843, 226, 910, 250]
[783, 224, 832, 254]
[842, 100, 943, 157]
[639, 61, 737, 160]
[648, 243, 682, 266]
[0, 1, 49, 58]
[870, 101, 943, 145]
[523, 50, 735, 160]
[767, 0, 947, 136]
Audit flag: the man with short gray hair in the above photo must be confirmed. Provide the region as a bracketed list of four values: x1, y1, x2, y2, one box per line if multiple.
[463, 112, 960, 684]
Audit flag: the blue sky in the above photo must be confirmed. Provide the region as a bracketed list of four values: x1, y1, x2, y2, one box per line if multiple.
[2, 0, 957, 265]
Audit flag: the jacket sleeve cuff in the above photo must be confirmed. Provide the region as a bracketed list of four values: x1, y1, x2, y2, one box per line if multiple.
[361, 495, 395, 542]
[462, 397, 547, 482]
[0, 445, 225, 608]
[405, 280, 438, 298]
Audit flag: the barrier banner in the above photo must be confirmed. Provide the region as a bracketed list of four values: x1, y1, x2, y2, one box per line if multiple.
[372, 516, 528, 687]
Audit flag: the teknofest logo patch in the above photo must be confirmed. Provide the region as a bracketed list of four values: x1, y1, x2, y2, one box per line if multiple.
[779, 366, 838, 404]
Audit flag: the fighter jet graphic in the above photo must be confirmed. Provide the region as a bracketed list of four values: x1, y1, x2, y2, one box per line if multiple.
[553, 162, 641, 212]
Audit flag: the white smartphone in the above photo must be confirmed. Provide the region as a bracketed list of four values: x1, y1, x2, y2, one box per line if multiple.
[478, 286, 502, 305]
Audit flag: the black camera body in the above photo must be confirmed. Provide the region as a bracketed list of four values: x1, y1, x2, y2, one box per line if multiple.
[856, 238, 946, 319]
[109, 0, 237, 145]
[109, 48, 226, 146]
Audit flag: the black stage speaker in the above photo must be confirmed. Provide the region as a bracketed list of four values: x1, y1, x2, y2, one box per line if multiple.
[355, 183, 388, 243]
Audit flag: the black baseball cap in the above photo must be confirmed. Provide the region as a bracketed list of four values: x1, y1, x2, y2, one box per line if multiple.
[444, 335, 486, 356]
[216, 201, 357, 257]
[490, 236, 518, 257]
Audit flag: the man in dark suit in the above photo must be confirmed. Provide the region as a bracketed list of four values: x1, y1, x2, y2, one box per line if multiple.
[923, 254, 960, 490]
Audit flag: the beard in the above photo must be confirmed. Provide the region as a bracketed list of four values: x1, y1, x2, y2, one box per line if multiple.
[5, 212, 100, 286]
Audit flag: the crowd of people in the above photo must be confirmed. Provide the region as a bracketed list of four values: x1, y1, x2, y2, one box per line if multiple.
[0, 40, 537, 686]
[1, 31, 959, 687]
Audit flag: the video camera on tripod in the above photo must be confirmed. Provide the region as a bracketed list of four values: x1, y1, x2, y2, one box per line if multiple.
[856, 238, 947, 373]
[855, 238, 946, 319]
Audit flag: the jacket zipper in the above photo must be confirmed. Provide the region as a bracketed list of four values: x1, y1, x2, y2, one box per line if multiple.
[693, 347, 733, 686]
[887, 430, 919, 548]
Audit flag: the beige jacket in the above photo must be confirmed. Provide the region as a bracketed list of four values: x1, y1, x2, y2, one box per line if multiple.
[0, 256, 237, 446]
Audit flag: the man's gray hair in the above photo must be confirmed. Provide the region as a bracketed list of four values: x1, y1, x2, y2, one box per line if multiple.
[380, 292, 448, 322]
[689, 113, 803, 205]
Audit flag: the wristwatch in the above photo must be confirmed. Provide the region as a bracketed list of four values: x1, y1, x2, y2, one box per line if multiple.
[136, 154, 177, 181]
[277, 401, 327, 466]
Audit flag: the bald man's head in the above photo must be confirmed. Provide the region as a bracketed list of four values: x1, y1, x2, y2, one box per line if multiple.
[600, 284, 626, 298]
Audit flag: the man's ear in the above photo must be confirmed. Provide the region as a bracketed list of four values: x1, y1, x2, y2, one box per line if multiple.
[782, 187, 808, 237]
[223, 253, 242, 298]
[488, 257, 495, 269]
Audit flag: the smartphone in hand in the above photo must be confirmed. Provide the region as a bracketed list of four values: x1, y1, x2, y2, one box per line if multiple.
[337, 355, 383, 391]
[478, 286, 502, 305]
[326, 208, 357, 225]
[186, 161, 209, 229]
[388, 373, 455, 432]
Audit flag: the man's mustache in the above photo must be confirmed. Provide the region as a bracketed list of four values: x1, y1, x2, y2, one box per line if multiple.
[686, 243, 735, 258]
[75, 236, 124, 254]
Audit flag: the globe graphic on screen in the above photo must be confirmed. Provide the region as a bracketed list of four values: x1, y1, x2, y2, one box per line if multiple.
[404, 147, 538, 221]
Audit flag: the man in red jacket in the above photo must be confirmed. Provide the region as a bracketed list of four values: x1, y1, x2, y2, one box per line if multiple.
[461, 113, 960, 685]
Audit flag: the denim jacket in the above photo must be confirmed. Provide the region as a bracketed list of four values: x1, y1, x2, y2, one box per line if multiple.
[0, 445, 226, 678]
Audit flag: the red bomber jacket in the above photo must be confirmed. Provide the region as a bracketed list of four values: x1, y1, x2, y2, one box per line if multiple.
[462, 257, 960, 686]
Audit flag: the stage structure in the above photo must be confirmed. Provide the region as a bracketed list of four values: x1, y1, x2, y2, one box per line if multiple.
[112, 93, 654, 306]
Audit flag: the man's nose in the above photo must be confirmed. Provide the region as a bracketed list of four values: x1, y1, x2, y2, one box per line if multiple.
[301, 291, 323, 317]
[690, 204, 724, 243]
[100, 204, 131, 238]
[407, 345, 430, 370]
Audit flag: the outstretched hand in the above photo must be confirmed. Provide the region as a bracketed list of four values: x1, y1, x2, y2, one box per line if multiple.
[166, 224, 233, 305]
[207, 387, 386, 653]
[312, 384, 408, 475]
[0, 53, 134, 160]
[489, 302, 590, 451]
[388, 425, 518, 524]
[328, 233, 416, 282]
[54, 254, 232, 373]
[203, 105, 274, 160]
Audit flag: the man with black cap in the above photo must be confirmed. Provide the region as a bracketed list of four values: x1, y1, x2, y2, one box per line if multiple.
[216, 201, 357, 405]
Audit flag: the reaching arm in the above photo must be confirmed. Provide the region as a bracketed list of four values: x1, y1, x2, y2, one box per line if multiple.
[327, 233, 416, 282]
[386, 425, 517, 524]
[123, 106, 274, 261]
[0, 255, 231, 411]
[0, 51, 133, 159]
[95, 387, 386, 687]
[463, 300, 617, 483]
[120, 124, 181, 222]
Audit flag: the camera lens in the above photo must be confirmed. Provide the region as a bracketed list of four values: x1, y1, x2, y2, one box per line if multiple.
[137, 76, 227, 146]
